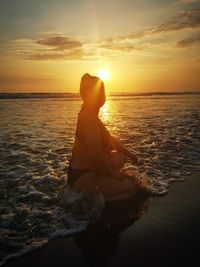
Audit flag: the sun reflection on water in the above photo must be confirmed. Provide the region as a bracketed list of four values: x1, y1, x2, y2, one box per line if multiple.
[100, 101, 110, 122]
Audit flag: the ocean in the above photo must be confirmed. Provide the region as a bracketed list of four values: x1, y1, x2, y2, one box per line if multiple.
[0, 93, 200, 265]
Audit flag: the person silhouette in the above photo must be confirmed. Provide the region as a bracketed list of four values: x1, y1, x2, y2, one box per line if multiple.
[68, 73, 146, 201]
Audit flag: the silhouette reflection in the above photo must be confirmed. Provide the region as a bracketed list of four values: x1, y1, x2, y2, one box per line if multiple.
[74, 191, 150, 266]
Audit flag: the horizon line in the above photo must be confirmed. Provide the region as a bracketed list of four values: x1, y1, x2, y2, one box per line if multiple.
[0, 90, 200, 95]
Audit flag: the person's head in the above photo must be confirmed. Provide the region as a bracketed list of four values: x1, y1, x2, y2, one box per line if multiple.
[80, 73, 106, 110]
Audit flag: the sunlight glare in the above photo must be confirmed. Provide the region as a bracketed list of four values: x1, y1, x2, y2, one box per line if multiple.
[100, 101, 110, 121]
[96, 69, 109, 81]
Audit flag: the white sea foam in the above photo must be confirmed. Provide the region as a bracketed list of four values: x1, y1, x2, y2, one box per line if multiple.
[0, 94, 200, 265]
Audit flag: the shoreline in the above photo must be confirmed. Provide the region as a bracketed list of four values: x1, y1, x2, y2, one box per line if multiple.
[4, 171, 200, 267]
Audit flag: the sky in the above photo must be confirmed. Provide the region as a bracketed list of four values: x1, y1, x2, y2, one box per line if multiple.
[0, 0, 199, 93]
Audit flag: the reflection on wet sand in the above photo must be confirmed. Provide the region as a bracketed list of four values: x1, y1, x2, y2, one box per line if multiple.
[74, 191, 150, 266]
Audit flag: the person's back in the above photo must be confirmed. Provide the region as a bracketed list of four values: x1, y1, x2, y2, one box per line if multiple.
[71, 108, 113, 170]
[71, 111, 99, 170]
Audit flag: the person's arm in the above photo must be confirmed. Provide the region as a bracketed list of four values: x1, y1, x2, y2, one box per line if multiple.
[81, 116, 115, 176]
[111, 137, 138, 164]
[99, 121, 138, 165]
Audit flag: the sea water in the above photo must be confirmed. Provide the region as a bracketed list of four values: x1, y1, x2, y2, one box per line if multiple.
[0, 93, 200, 265]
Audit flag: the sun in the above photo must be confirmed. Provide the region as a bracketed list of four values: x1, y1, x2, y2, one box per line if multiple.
[96, 69, 109, 81]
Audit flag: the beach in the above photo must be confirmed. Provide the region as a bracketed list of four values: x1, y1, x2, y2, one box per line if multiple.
[0, 94, 200, 266]
[4, 171, 200, 267]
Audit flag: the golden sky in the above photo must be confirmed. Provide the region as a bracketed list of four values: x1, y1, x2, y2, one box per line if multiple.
[0, 0, 199, 93]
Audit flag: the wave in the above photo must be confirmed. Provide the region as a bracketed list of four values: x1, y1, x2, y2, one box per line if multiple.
[0, 91, 199, 99]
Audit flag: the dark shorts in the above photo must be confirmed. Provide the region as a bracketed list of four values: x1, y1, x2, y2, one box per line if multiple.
[67, 166, 91, 187]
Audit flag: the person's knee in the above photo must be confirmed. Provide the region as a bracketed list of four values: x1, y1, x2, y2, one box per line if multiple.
[73, 173, 98, 193]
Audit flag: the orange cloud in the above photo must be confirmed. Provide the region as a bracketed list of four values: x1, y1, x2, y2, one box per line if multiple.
[36, 36, 83, 51]
[176, 36, 200, 47]
[25, 49, 83, 60]
[1, 9, 199, 62]
[153, 9, 200, 33]
[97, 9, 200, 53]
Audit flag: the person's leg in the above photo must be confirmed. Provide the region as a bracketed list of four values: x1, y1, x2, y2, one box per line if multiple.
[73, 172, 137, 197]
[104, 192, 134, 201]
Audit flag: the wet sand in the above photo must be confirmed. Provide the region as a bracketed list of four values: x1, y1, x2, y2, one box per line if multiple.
[4, 172, 200, 267]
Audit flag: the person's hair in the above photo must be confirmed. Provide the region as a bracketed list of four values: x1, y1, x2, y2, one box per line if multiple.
[79, 73, 105, 105]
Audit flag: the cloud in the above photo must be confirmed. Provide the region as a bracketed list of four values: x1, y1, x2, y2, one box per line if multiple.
[35, 36, 83, 51]
[176, 36, 200, 47]
[153, 9, 200, 33]
[1, 9, 200, 61]
[99, 40, 139, 52]
[97, 32, 147, 52]
[26, 49, 83, 60]
[1, 35, 86, 61]
[175, 0, 198, 3]
[0, 75, 55, 84]
[107, 32, 146, 42]
[29, 35, 84, 60]
[96, 8, 200, 53]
